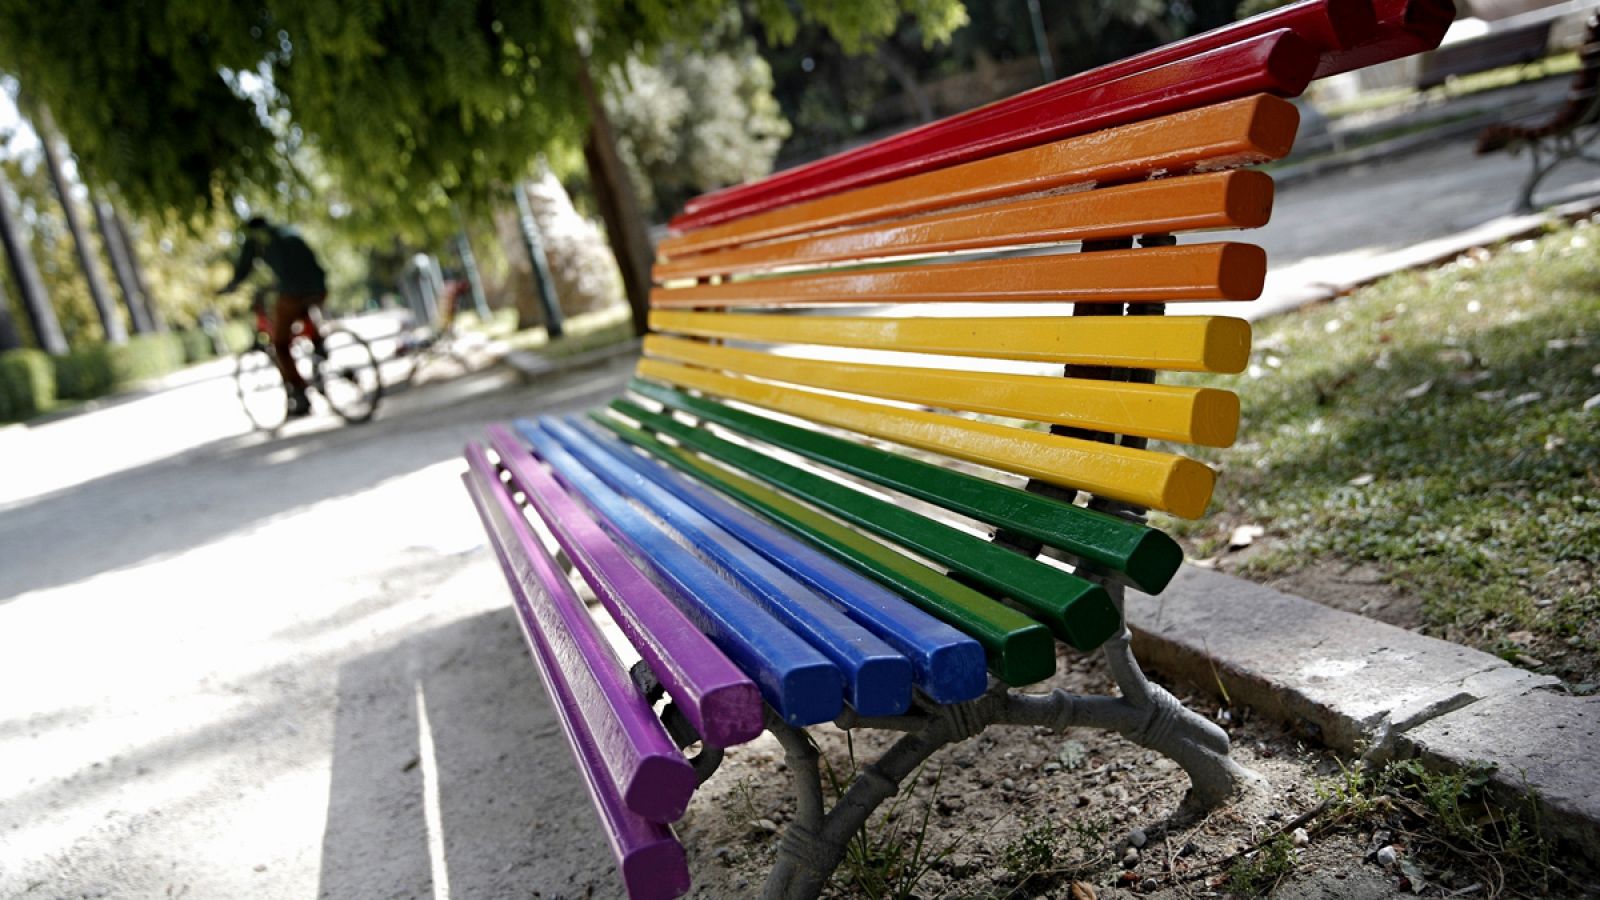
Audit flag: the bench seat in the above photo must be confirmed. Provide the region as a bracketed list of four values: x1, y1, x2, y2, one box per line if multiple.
[461, 4, 1455, 897]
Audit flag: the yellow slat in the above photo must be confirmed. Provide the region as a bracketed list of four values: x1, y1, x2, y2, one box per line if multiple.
[645, 335, 1239, 447]
[648, 310, 1252, 374]
[634, 359, 1217, 519]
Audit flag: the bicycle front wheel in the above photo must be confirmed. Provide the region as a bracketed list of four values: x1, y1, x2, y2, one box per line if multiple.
[315, 328, 384, 424]
[235, 345, 288, 431]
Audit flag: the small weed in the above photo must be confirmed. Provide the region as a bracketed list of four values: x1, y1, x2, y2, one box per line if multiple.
[1312, 758, 1564, 897]
[998, 814, 1114, 890]
[1224, 832, 1298, 896]
[825, 733, 958, 900]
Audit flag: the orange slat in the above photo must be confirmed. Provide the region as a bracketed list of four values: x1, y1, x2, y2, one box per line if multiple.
[659, 94, 1298, 260]
[652, 170, 1274, 283]
[649, 242, 1264, 309]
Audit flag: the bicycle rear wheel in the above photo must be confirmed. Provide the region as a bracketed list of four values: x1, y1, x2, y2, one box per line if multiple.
[235, 345, 288, 431]
[316, 328, 383, 424]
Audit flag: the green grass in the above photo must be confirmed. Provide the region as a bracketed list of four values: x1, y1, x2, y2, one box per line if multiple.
[1317, 51, 1581, 120]
[503, 304, 635, 359]
[1156, 222, 1600, 684]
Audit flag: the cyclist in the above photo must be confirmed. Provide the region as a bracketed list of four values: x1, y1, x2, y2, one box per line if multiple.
[218, 216, 329, 418]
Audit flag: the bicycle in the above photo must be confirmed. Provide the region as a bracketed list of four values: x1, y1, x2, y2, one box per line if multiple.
[234, 297, 384, 431]
[394, 278, 479, 385]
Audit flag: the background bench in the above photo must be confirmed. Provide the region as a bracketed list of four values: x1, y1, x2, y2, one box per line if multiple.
[461, 3, 1454, 898]
[1477, 13, 1600, 211]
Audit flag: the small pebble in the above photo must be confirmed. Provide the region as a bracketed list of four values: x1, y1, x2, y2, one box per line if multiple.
[1377, 845, 1398, 867]
[1001, 778, 1016, 791]
[1128, 827, 1148, 848]
[1179, 841, 1199, 858]
[1139, 877, 1159, 893]
[1122, 846, 1140, 866]
[1292, 827, 1310, 847]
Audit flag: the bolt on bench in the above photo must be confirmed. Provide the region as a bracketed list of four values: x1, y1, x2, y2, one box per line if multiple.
[461, 2, 1452, 897]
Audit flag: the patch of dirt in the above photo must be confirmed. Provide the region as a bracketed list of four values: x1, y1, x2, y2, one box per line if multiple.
[672, 648, 1418, 899]
[1259, 558, 1425, 632]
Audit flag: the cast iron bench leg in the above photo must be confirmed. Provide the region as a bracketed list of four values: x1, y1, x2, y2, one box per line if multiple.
[760, 580, 1261, 900]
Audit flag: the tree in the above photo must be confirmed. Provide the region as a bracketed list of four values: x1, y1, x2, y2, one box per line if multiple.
[0, 165, 64, 354]
[607, 43, 792, 222]
[33, 106, 125, 344]
[0, 0, 967, 333]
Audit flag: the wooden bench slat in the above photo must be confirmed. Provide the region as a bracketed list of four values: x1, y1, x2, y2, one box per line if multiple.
[464, 444, 699, 822]
[517, 421, 846, 726]
[539, 417, 915, 717]
[644, 335, 1240, 448]
[673, 29, 1319, 231]
[462, 469, 690, 900]
[484, 425, 764, 748]
[629, 381, 1184, 594]
[658, 95, 1298, 260]
[1314, 0, 1454, 80]
[573, 417, 990, 705]
[635, 360, 1216, 519]
[650, 243, 1265, 309]
[592, 410, 1057, 686]
[654, 171, 1273, 282]
[607, 398, 1120, 652]
[648, 310, 1252, 374]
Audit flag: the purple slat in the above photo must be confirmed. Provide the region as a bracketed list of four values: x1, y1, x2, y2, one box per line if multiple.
[465, 444, 697, 822]
[484, 423, 763, 747]
[462, 471, 690, 900]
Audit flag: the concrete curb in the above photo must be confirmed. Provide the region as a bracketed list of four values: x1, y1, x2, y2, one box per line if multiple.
[1128, 566, 1600, 862]
[498, 338, 642, 383]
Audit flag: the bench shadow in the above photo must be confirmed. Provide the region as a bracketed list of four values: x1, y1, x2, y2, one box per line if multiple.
[317, 607, 629, 899]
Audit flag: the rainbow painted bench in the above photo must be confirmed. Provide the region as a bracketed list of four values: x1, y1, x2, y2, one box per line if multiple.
[461, 3, 1452, 898]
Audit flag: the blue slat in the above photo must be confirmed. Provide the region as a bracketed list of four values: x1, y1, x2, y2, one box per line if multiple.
[545, 416, 913, 716]
[571, 416, 990, 705]
[516, 419, 843, 726]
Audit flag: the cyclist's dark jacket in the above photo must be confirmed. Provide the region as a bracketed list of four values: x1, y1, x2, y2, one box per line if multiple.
[220, 225, 327, 296]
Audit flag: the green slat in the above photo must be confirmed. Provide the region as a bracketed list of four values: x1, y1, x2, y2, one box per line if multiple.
[590, 410, 1056, 686]
[607, 397, 1119, 652]
[630, 379, 1182, 593]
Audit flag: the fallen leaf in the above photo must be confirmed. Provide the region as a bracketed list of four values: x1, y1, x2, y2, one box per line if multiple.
[1399, 859, 1427, 893]
[1071, 880, 1098, 900]
[1436, 348, 1475, 367]
[1584, 392, 1600, 412]
[1508, 391, 1543, 408]
[1508, 631, 1535, 645]
[1059, 740, 1089, 771]
[1229, 525, 1265, 549]
[1476, 389, 1507, 401]
[1401, 380, 1434, 400]
[1348, 473, 1376, 487]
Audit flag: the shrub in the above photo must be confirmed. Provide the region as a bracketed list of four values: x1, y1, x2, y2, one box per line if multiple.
[53, 345, 116, 401]
[0, 348, 56, 421]
[53, 334, 187, 401]
[221, 320, 257, 353]
[179, 328, 215, 363]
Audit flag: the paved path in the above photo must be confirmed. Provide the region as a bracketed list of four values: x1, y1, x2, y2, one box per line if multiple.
[0, 360, 640, 898]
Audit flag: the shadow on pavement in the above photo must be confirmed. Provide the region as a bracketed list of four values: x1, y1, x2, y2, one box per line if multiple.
[0, 363, 633, 605]
[317, 607, 626, 899]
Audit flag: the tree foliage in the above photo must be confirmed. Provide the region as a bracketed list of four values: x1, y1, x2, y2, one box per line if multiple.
[0, 0, 965, 239]
[608, 43, 792, 220]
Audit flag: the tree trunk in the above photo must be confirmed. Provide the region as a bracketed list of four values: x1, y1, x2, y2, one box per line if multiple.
[92, 194, 153, 334]
[0, 269, 22, 351]
[513, 181, 565, 337]
[0, 169, 66, 355]
[110, 206, 164, 331]
[37, 108, 125, 344]
[576, 56, 653, 337]
[453, 230, 492, 322]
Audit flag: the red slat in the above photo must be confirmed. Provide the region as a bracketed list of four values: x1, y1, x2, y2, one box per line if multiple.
[671, 31, 1317, 232]
[1314, 0, 1456, 79]
[671, 1, 1377, 232]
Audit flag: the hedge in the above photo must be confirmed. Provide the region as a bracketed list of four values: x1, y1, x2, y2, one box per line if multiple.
[0, 348, 56, 421]
[54, 333, 187, 401]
